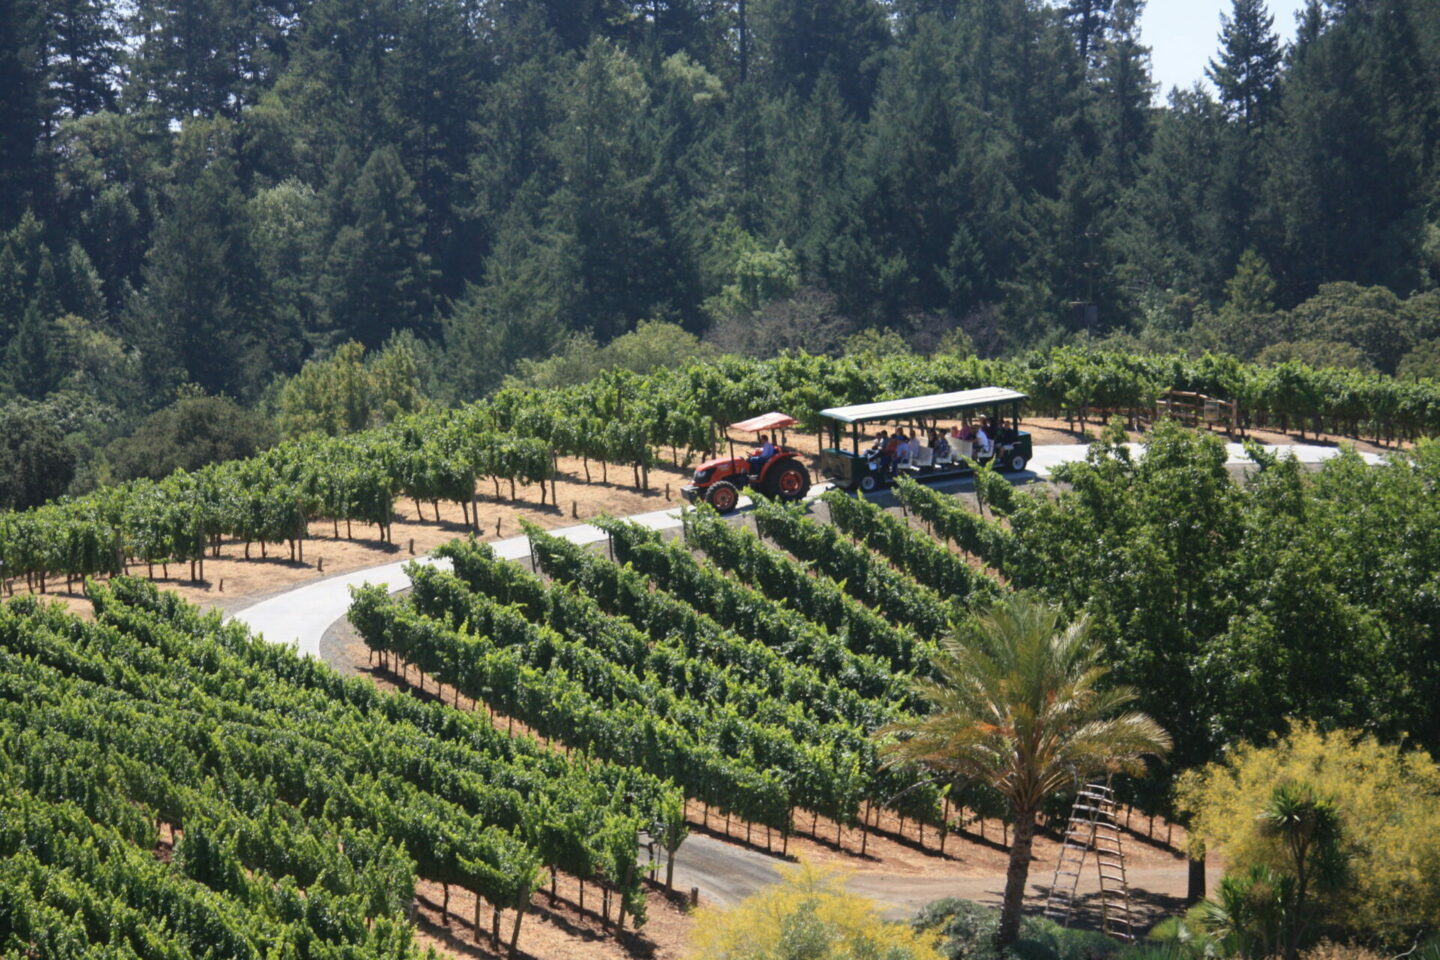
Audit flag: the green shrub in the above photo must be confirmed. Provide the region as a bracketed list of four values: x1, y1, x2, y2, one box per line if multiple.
[914, 899, 1119, 960]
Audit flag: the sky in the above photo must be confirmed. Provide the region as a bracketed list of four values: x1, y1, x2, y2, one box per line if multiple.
[1141, 0, 1307, 99]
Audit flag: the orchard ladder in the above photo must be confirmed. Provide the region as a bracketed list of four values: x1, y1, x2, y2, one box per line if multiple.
[1042, 779, 1135, 942]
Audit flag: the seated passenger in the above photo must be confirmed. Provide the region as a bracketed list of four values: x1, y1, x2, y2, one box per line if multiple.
[883, 431, 905, 476]
[930, 430, 950, 461]
[747, 434, 777, 474]
[865, 430, 889, 458]
[893, 431, 912, 467]
[973, 422, 993, 460]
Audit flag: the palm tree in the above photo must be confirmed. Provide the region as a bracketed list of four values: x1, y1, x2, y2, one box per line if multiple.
[876, 595, 1171, 946]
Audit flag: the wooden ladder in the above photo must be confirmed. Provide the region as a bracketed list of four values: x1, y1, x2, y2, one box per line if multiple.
[1043, 780, 1136, 942]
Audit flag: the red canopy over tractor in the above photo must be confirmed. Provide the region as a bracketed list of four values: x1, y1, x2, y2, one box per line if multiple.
[729, 412, 797, 433]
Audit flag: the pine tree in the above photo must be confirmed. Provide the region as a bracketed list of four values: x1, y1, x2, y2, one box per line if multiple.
[46, 0, 120, 116]
[321, 145, 432, 348]
[31, 245, 63, 322]
[0, 0, 50, 223]
[1091, 0, 1154, 189]
[388, 0, 484, 300]
[1213, 246, 1278, 353]
[3, 300, 58, 399]
[1062, 0, 1113, 68]
[752, 0, 891, 116]
[1206, 0, 1283, 134]
[124, 0, 294, 120]
[62, 240, 106, 324]
[1291, 0, 1325, 58]
[1263, 0, 1429, 298]
[1224, 247, 1276, 317]
[533, 40, 691, 341]
[1116, 86, 1238, 300]
[127, 120, 262, 397]
[0, 242, 24, 341]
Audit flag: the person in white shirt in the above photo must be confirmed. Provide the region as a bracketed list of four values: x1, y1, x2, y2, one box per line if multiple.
[973, 423, 992, 460]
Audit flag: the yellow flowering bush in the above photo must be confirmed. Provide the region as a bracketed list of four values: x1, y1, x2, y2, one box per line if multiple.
[687, 861, 944, 960]
[1178, 724, 1440, 944]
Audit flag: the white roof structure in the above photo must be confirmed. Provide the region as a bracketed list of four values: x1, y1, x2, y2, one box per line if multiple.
[819, 387, 1027, 424]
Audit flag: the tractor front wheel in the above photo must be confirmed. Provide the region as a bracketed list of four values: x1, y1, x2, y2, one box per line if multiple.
[705, 480, 741, 513]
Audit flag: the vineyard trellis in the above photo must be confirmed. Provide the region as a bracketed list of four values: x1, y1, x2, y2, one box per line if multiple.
[6, 347, 1440, 591]
[0, 578, 680, 955]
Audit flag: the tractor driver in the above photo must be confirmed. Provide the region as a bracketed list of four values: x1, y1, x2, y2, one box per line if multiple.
[748, 434, 777, 475]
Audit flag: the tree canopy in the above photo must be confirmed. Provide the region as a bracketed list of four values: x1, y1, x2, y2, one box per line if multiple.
[0, 0, 1436, 424]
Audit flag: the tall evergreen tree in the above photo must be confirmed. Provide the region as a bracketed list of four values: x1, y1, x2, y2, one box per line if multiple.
[124, 0, 298, 119]
[62, 240, 106, 325]
[1263, 0, 1430, 298]
[46, 0, 121, 117]
[0, 243, 23, 341]
[126, 120, 263, 397]
[0, 0, 50, 223]
[3, 300, 58, 399]
[1117, 86, 1238, 300]
[1091, 0, 1154, 189]
[529, 40, 693, 340]
[389, 0, 485, 299]
[321, 145, 432, 347]
[752, 0, 891, 116]
[1207, 0, 1283, 134]
[1062, 0, 1112, 68]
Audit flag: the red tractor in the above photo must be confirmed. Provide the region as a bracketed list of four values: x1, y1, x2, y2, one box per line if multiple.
[681, 412, 813, 513]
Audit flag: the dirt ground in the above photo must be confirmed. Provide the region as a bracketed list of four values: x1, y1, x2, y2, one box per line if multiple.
[409, 872, 695, 960]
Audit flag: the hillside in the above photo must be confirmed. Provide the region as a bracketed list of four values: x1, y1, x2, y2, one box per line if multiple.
[4, 0, 1440, 955]
[2, 0, 1438, 495]
[6, 408, 1439, 958]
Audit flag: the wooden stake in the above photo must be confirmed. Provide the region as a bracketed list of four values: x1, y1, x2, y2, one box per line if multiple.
[509, 900, 526, 956]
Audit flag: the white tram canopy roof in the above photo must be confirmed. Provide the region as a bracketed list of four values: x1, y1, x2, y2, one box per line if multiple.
[819, 387, 1028, 424]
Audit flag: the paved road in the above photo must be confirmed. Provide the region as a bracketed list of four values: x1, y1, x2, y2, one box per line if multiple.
[662, 832, 1199, 923]
[226, 439, 1363, 921]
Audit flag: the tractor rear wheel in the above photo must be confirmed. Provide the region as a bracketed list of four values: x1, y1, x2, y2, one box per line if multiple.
[764, 461, 811, 502]
[705, 480, 740, 513]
